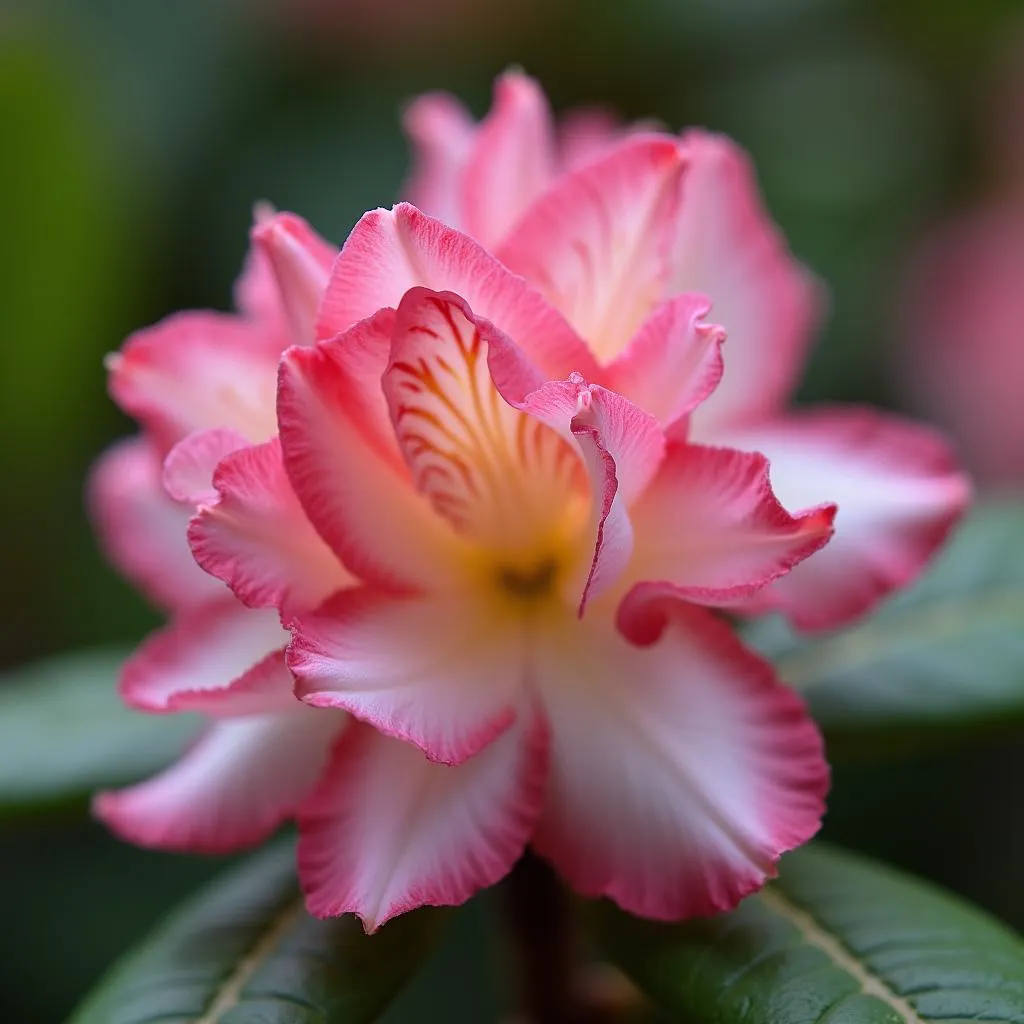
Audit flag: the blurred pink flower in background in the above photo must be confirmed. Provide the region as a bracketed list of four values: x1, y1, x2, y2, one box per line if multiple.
[897, 30, 1024, 488]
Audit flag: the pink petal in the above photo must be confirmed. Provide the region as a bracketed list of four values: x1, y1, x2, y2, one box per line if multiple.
[251, 211, 337, 346]
[499, 135, 685, 363]
[95, 706, 343, 854]
[460, 70, 556, 248]
[162, 427, 249, 505]
[627, 442, 835, 605]
[289, 587, 527, 765]
[297, 713, 548, 930]
[316, 203, 597, 379]
[278, 312, 462, 591]
[523, 378, 665, 611]
[120, 602, 289, 714]
[604, 293, 726, 429]
[676, 132, 822, 435]
[88, 437, 224, 612]
[233, 203, 289, 334]
[720, 408, 972, 631]
[189, 437, 351, 622]
[532, 602, 828, 920]
[383, 288, 584, 554]
[108, 311, 281, 451]
[557, 108, 628, 171]
[401, 92, 476, 230]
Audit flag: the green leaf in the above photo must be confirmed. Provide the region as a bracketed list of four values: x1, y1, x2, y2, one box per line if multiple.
[0, 647, 197, 820]
[68, 842, 446, 1024]
[745, 500, 1024, 757]
[594, 842, 1024, 1024]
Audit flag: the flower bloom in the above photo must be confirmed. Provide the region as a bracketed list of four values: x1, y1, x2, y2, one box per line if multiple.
[89, 72, 970, 930]
[90, 212, 354, 850]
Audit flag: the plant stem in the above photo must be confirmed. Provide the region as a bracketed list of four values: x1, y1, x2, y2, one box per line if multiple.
[503, 851, 580, 1024]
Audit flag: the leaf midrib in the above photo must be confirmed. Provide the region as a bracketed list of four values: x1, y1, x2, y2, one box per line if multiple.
[758, 887, 921, 1023]
[194, 896, 305, 1023]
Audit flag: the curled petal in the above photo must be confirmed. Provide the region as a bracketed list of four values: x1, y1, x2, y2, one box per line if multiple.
[677, 132, 822, 435]
[523, 378, 666, 611]
[499, 135, 685, 363]
[720, 408, 972, 631]
[278, 312, 462, 591]
[120, 603, 289, 714]
[189, 437, 351, 621]
[95, 706, 343, 854]
[604, 294, 726, 430]
[402, 92, 476, 229]
[290, 587, 526, 765]
[108, 311, 281, 450]
[532, 603, 828, 920]
[252, 211, 337, 346]
[297, 712, 548, 931]
[461, 70, 556, 248]
[383, 288, 580, 555]
[88, 437, 223, 611]
[627, 443, 835, 605]
[316, 203, 596, 379]
[162, 427, 249, 505]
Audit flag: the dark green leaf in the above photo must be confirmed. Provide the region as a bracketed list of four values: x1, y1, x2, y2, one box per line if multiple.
[68, 842, 446, 1024]
[0, 647, 197, 820]
[594, 842, 1024, 1024]
[745, 500, 1024, 757]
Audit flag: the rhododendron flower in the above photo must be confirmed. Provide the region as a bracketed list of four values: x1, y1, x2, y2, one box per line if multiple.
[88, 71, 971, 932]
[404, 71, 972, 630]
[90, 211, 353, 850]
[197, 203, 834, 928]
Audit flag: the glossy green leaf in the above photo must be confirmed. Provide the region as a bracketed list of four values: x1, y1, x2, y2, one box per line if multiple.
[594, 842, 1024, 1024]
[69, 842, 446, 1024]
[745, 500, 1024, 757]
[0, 647, 197, 820]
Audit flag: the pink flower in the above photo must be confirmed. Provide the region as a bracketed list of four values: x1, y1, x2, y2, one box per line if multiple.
[404, 71, 972, 631]
[89, 72, 970, 931]
[898, 201, 1024, 487]
[90, 210, 353, 852]
[189, 200, 836, 929]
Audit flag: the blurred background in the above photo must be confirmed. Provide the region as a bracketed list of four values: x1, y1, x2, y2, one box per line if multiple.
[1, 0, 1022, 1019]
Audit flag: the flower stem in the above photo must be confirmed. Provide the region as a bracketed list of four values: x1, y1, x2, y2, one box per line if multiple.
[503, 851, 583, 1024]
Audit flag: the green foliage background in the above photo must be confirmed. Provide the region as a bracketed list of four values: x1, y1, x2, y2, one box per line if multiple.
[1, 0, 1022, 1020]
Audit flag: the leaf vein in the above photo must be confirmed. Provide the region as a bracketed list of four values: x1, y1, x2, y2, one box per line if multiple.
[759, 888, 922, 1023]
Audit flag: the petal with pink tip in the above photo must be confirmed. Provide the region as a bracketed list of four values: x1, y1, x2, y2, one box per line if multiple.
[252, 211, 337, 346]
[297, 712, 547, 930]
[627, 443, 835, 605]
[278, 312, 463, 591]
[316, 204, 596, 379]
[604, 294, 726, 430]
[189, 437, 351, 621]
[461, 70, 556, 248]
[95, 706, 343, 854]
[383, 289, 584, 556]
[720, 409, 972, 631]
[290, 587, 527, 765]
[88, 437, 223, 611]
[532, 602, 828, 920]
[499, 135, 685, 363]
[676, 132, 822, 435]
[402, 92, 476, 230]
[120, 602, 289, 714]
[162, 427, 249, 505]
[108, 311, 281, 450]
